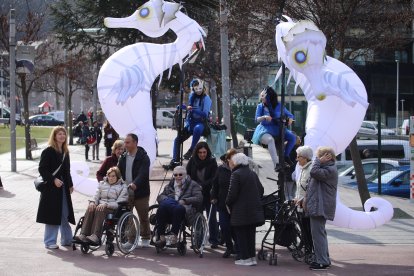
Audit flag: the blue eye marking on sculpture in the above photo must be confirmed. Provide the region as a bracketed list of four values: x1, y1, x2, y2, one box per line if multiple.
[295, 51, 306, 64]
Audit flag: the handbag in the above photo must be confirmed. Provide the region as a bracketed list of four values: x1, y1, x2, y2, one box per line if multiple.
[34, 153, 66, 192]
[87, 136, 97, 145]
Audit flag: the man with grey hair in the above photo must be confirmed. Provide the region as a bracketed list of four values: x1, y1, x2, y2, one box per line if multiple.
[155, 166, 202, 248]
[118, 133, 151, 248]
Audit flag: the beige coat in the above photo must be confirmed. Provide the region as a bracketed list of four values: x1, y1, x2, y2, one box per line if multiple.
[295, 161, 312, 200]
[91, 178, 129, 210]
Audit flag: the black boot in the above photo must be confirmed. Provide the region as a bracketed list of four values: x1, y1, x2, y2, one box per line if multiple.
[163, 159, 179, 171]
[183, 149, 193, 160]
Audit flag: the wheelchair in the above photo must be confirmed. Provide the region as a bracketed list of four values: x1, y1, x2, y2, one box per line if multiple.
[148, 204, 208, 257]
[72, 202, 140, 256]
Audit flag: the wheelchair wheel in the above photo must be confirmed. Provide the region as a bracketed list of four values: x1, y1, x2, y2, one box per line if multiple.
[80, 244, 90, 254]
[177, 241, 187, 256]
[190, 213, 207, 254]
[116, 212, 140, 254]
[105, 243, 115, 256]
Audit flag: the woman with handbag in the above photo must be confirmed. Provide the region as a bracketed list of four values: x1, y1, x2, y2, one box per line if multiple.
[36, 126, 75, 249]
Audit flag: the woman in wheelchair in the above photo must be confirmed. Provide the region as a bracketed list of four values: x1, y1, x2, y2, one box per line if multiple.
[154, 166, 203, 248]
[74, 167, 128, 244]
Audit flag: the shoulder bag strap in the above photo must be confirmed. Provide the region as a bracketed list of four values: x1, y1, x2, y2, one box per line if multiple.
[52, 153, 66, 176]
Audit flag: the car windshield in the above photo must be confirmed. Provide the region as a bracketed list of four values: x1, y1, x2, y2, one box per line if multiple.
[371, 122, 387, 129]
[370, 170, 401, 184]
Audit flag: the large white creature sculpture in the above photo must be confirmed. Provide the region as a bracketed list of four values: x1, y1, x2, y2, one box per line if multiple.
[71, 0, 205, 196]
[275, 17, 394, 229]
[98, 0, 205, 164]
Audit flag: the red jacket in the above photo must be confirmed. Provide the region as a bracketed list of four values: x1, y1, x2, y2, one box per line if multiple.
[96, 154, 119, 182]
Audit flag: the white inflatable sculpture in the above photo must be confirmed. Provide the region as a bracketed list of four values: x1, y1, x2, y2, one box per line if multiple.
[97, 0, 205, 164]
[275, 17, 393, 229]
[71, 0, 205, 195]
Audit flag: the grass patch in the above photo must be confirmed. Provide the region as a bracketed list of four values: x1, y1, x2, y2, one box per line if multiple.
[0, 125, 52, 154]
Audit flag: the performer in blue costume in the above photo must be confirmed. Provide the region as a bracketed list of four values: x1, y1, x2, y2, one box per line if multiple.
[165, 78, 212, 170]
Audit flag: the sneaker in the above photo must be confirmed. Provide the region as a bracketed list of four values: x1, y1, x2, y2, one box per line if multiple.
[250, 257, 257, 265]
[74, 234, 88, 242]
[183, 149, 193, 160]
[138, 239, 151, 248]
[45, 244, 59, 249]
[235, 259, 254, 266]
[166, 234, 178, 246]
[210, 243, 219, 249]
[309, 262, 329, 270]
[86, 234, 100, 245]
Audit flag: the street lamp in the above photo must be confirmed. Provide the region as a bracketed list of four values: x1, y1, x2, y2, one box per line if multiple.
[395, 59, 399, 131]
[401, 99, 405, 128]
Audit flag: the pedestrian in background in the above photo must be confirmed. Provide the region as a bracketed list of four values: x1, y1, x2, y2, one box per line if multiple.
[226, 152, 264, 266]
[81, 121, 91, 161]
[96, 139, 125, 182]
[91, 121, 103, 161]
[305, 146, 338, 271]
[211, 148, 238, 258]
[36, 126, 75, 249]
[104, 121, 119, 157]
[186, 141, 219, 248]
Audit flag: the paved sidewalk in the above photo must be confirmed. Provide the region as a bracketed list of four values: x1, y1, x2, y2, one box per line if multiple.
[0, 128, 413, 275]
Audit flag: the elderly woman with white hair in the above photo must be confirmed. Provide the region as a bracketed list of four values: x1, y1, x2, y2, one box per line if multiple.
[294, 145, 314, 257]
[155, 166, 203, 248]
[305, 146, 338, 271]
[226, 153, 265, 266]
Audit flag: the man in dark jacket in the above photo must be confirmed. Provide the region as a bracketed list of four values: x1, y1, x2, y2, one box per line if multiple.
[118, 133, 151, 248]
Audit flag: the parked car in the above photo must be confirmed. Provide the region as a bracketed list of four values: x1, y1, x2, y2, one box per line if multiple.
[29, 114, 64, 126]
[47, 110, 65, 122]
[0, 106, 23, 124]
[345, 166, 410, 198]
[358, 121, 396, 136]
[336, 139, 410, 170]
[338, 158, 400, 185]
[156, 108, 175, 128]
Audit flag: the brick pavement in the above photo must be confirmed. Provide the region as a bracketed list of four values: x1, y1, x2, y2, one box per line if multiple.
[0, 128, 413, 275]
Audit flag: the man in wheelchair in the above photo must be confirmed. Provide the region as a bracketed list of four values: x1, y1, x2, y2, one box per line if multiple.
[74, 167, 128, 244]
[155, 166, 203, 248]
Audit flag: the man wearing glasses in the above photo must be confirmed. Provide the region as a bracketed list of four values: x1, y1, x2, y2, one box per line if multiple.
[154, 166, 202, 247]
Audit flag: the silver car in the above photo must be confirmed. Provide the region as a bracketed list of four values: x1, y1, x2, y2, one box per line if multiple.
[338, 158, 400, 185]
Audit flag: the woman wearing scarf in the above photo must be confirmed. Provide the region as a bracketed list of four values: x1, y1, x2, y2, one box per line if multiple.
[186, 141, 219, 248]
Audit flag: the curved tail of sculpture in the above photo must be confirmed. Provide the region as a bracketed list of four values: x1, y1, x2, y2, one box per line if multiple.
[329, 194, 394, 229]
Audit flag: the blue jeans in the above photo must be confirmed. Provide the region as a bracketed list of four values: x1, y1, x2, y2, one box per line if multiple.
[44, 187, 73, 246]
[156, 198, 186, 236]
[172, 123, 204, 161]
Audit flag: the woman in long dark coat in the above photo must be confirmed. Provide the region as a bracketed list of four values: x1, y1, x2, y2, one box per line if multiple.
[36, 126, 75, 249]
[226, 152, 264, 266]
[186, 141, 219, 248]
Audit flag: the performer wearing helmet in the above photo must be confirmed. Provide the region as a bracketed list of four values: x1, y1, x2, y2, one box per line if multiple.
[164, 78, 212, 170]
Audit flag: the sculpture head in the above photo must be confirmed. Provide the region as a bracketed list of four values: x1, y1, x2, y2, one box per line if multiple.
[104, 0, 181, 38]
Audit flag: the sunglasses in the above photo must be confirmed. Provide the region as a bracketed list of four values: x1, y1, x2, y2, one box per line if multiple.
[173, 173, 183, 177]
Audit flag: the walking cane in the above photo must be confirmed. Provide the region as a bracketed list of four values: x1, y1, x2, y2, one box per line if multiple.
[199, 203, 214, 258]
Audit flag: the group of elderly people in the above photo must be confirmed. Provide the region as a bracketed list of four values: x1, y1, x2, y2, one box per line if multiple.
[40, 123, 336, 270]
